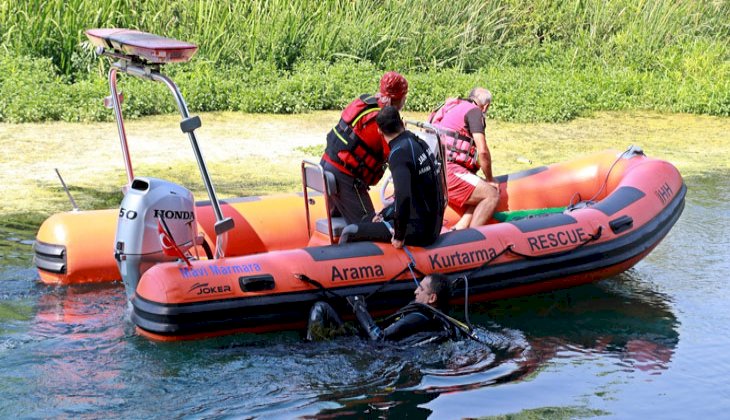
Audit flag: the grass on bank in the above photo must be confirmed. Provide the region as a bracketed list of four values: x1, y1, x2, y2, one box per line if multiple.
[2, 0, 727, 76]
[1, 110, 728, 230]
[1, 55, 728, 124]
[0, 0, 728, 123]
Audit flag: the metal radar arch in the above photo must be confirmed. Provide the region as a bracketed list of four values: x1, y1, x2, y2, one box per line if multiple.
[86, 29, 234, 258]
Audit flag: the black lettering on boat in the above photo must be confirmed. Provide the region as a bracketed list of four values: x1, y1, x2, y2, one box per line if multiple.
[527, 227, 588, 252]
[655, 182, 673, 205]
[428, 248, 495, 270]
[331, 264, 384, 281]
[188, 282, 232, 295]
[153, 209, 195, 220]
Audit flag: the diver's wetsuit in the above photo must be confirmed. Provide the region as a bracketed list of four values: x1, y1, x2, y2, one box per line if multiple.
[306, 300, 464, 345]
[351, 300, 463, 345]
[339, 130, 444, 246]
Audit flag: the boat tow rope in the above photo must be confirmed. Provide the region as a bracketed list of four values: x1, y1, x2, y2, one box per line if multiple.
[296, 223, 602, 339]
[295, 261, 424, 307]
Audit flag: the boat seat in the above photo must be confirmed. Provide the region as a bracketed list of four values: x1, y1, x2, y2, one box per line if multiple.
[302, 164, 335, 195]
[316, 217, 347, 237]
[302, 160, 342, 244]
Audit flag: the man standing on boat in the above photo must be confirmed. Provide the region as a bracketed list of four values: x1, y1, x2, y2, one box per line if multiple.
[338, 106, 445, 248]
[429, 87, 500, 229]
[321, 71, 409, 224]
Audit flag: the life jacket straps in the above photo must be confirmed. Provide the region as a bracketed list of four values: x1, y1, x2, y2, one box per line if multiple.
[324, 97, 385, 185]
[428, 98, 479, 170]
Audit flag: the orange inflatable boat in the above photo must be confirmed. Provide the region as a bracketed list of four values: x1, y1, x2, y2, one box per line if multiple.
[32, 29, 685, 341]
[131, 147, 685, 340]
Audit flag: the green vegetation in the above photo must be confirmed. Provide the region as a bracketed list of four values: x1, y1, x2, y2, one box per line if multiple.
[0, 0, 728, 123]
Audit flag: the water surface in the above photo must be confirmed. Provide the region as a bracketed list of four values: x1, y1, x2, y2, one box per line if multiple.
[1, 173, 728, 418]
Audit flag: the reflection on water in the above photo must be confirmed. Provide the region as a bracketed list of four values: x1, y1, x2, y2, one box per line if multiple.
[0, 225, 35, 282]
[471, 275, 679, 373]
[2, 269, 679, 417]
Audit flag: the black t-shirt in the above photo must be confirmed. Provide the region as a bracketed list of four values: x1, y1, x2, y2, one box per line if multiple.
[387, 131, 444, 244]
[464, 105, 486, 136]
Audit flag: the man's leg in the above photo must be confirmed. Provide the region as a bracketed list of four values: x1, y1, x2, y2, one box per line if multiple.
[339, 222, 392, 244]
[446, 163, 499, 229]
[464, 180, 499, 227]
[322, 162, 375, 224]
[306, 301, 346, 341]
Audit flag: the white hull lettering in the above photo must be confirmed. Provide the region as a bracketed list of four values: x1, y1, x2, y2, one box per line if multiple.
[527, 227, 587, 252]
[332, 264, 385, 281]
[429, 248, 496, 270]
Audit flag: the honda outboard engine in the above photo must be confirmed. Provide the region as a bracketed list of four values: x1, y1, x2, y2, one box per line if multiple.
[114, 177, 196, 300]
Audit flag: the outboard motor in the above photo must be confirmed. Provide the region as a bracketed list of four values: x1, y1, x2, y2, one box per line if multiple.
[114, 177, 196, 300]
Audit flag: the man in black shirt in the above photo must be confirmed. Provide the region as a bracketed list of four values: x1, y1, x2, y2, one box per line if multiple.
[338, 106, 445, 248]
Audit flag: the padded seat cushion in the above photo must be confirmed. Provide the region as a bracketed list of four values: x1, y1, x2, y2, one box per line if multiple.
[316, 217, 347, 237]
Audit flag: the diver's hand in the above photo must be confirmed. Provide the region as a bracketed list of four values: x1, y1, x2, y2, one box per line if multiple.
[391, 238, 404, 249]
[372, 213, 383, 223]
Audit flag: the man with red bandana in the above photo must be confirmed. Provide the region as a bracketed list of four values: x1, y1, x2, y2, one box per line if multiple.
[429, 87, 499, 229]
[321, 71, 409, 224]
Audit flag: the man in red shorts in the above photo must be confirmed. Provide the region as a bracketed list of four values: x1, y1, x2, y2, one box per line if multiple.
[429, 87, 499, 229]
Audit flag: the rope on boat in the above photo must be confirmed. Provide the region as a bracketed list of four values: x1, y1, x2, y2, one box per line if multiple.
[295, 218, 604, 340]
[454, 225, 604, 330]
[294, 274, 346, 302]
[294, 262, 425, 307]
[569, 145, 640, 209]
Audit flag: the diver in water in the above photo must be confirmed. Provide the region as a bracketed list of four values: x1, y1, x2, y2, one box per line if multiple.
[307, 274, 467, 345]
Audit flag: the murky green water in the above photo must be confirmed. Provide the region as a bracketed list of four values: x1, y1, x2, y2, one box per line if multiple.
[1, 173, 728, 418]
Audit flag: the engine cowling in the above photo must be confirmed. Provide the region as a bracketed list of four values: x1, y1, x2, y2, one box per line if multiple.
[114, 177, 195, 299]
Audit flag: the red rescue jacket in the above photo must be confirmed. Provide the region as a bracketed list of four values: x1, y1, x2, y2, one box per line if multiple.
[323, 94, 389, 186]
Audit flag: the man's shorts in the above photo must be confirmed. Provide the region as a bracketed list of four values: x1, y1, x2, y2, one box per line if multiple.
[446, 162, 482, 215]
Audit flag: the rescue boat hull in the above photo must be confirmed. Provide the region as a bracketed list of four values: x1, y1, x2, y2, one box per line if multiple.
[129, 149, 686, 340]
